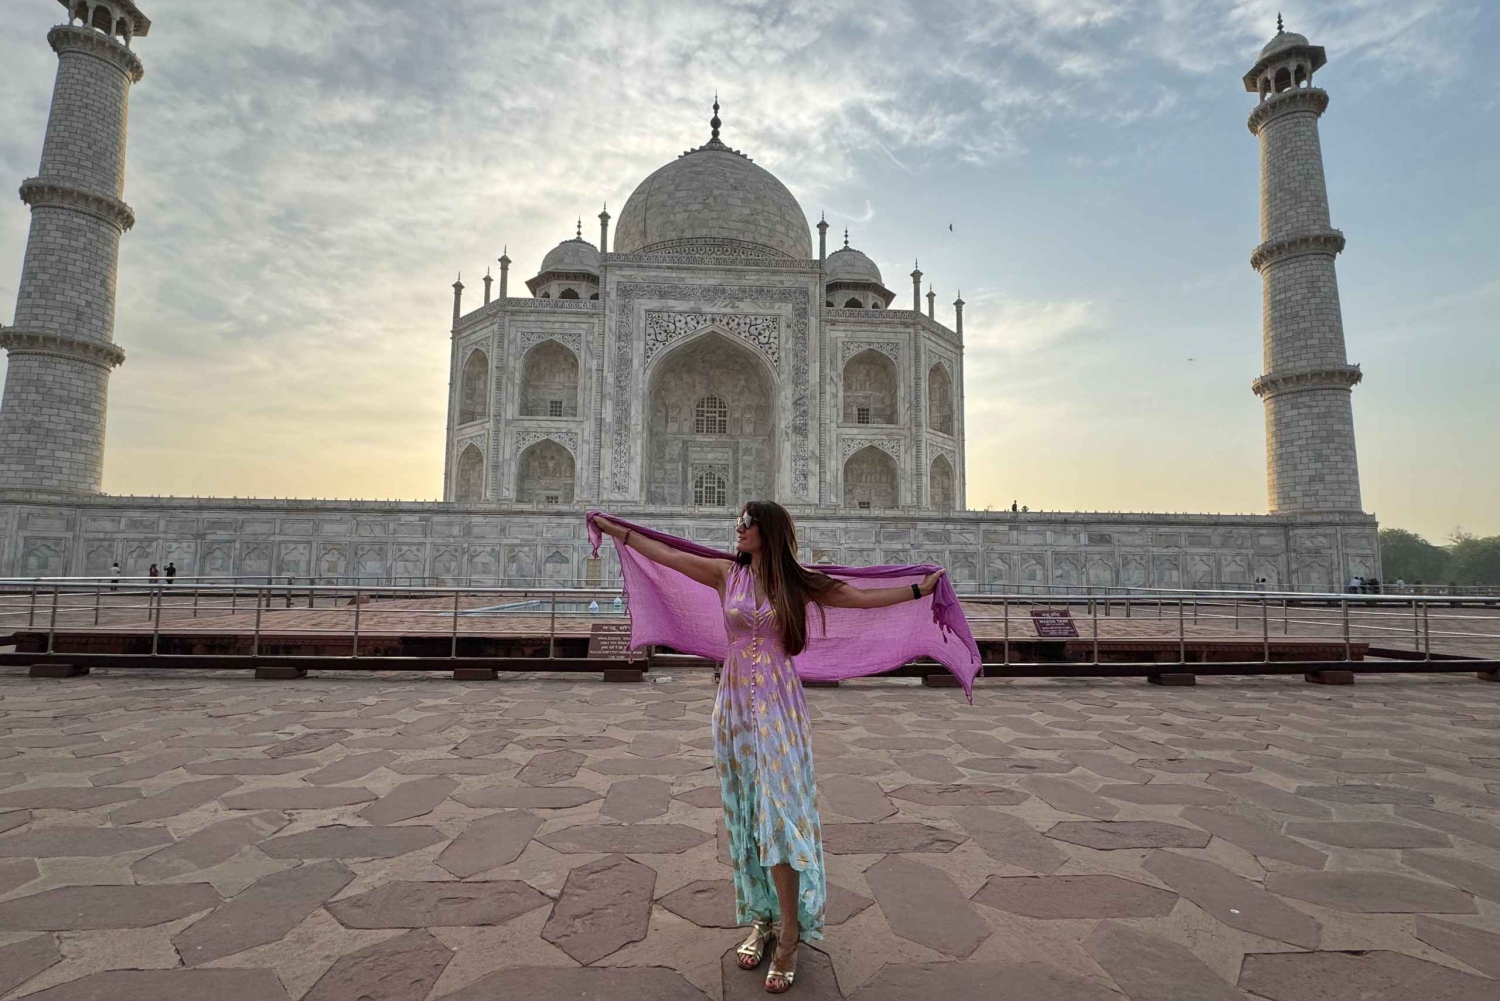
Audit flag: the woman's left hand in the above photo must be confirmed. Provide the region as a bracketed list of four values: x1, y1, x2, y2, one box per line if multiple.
[918, 569, 947, 596]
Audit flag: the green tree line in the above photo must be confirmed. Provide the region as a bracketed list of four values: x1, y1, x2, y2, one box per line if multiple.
[1379, 528, 1500, 586]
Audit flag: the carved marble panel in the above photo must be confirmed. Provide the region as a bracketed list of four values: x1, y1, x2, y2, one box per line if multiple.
[644, 311, 780, 366]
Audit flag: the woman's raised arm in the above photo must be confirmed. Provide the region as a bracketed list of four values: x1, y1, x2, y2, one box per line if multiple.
[818, 569, 946, 609]
[592, 515, 728, 591]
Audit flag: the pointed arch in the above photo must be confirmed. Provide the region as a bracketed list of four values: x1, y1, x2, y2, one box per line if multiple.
[927, 362, 954, 435]
[929, 454, 954, 511]
[843, 446, 898, 510]
[459, 349, 489, 424]
[454, 443, 484, 503]
[520, 339, 579, 417]
[516, 439, 575, 504]
[843, 348, 897, 425]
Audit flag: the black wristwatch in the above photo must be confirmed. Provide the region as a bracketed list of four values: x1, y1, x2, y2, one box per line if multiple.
[911, 583, 921, 601]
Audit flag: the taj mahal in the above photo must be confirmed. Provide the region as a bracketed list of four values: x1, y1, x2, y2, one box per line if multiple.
[0, 0, 1379, 591]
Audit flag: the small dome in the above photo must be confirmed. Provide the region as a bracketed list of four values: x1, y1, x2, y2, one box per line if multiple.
[539, 236, 600, 275]
[826, 245, 882, 285]
[1260, 30, 1310, 58]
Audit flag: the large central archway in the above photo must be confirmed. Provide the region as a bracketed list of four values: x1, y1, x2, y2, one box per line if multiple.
[645, 331, 777, 507]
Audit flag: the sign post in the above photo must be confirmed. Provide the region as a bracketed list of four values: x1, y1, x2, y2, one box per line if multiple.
[1030, 608, 1080, 638]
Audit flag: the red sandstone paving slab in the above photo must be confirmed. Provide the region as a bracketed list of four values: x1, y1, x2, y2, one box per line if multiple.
[234, 713, 308, 734]
[184, 758, 308, 776]
[328, 879, 549, 928]
[343, 734, 454, 750]
[589, 756, 713, 776]
[601, 776, 672, 823]
[951, 731, 1011, 756]
[1164, 737, 1268, 752]
[16, 968, 291, 1001]
[1143, 850, 1321, 948]
[400, 713, 459, 736]
[1084, 921, 1248, 1001]
[824, 822, 965, 854]
[721, 945, 841, 1000]
[436, 810, 542, 878]
[388, 758, 517, 774]
[1385, 774, 1500, 809]
[961, 757, 1076, 776]
[88, 750, 206, 787]
[174, 860, 354, 965]
[5, 756, 125, 774]
[956, 808, 1068, 873]
[542, 854, 656, 965]
[659, 878, 737, 928]
[819, 775, 895, 821]
[262, 730, 351, 758]
[133, 812, 289, 882]
[359, 776, 458, 824]
[888, 783, 1027, 807]
[1095, 783, 1232, 806]
[0, 733, 102, 748]
[304, 750, 396, 785]
[1060, 750, 1153, 782]
[0, 858, 39, 895]
[973, 874, 1179, 918]
[538, 822, 713, 854]
[1234, 752, 1330, 782]
[296, 716, 406, 730]
[1238, 949, 1496, 1001]
[1045, 820, 1211, 850]
[515, 734, 624, 751]
[1390, 747, 1500, 780]
[1317, 757, 1428, 775]
[1283, 821, 1452, 849]
[1297, 784, 1433, 805]
[898, 754, 966, 782]
[259, 824, 445, 859]
[165, 734, 281, 748]
[0, 826, 173, 858]
[450, 731, 515, 758]
[1244, 731, 1345, 757]
[0, 808, 28, 834]
[452, 785, 599, 809]
[1395, 806, 1500, 850]
[0, 932, 62, 995]
[1207, 775, 1333, 818]
[826, 882, 875, 924]
[1266, 871, 1476, 913]
[1179, 808, 1328, 868]
[302, 928, 451, 1001]
[816, 757, 893, 776]
[221, 786, 377, 810]
[1019, 776, 1118, 819]
[438, 966, 710, 1001]
[854, 736, 953, 751]
[629, 733, 681, 757]
[1009, 737, 1115, 751]
[0, 883, 223, 931]
[0, 786, 141, 811]
[848, 961, 1122, 1001]
[1413, 915, 1500, 978]
[867, 854, 991, 958]
[674, 785, 722, 809]
[1402, 851, 1500, 902]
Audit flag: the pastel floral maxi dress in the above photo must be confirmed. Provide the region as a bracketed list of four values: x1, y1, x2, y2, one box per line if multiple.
[712, 563, 827, 940]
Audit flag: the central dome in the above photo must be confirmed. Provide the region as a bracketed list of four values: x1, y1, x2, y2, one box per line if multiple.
[613, 109, 812, 260]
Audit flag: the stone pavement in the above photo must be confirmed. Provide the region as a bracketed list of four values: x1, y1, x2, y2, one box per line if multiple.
[0, 670, 1498, 999]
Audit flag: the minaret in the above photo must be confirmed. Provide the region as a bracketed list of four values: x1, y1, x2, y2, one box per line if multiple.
[1245, 19, 1364, 513]
[0, 1, 151, 493]
[497, 247, 510, 300]
[481, 268, 492, 305]
[816, 213, 828, 262]
[451, 274, 464, 330]
[925, 284, 935, 319]
[953, 291, 964, 337]
[599, 204, 611, 254]
[910, 260, 923, 311]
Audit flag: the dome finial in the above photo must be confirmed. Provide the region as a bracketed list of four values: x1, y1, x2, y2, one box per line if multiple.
[1276, 11, 1284, 33]
[843, 227, 850, 248]
[576, 217, 582, 239]
[710, 93, 721, 142]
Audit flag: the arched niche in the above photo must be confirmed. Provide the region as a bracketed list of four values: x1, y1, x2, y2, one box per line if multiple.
[843, 296, 863, 309]
[454, 443, 484, 503]
[843, 446, 898, 510]
[645, 331, 776, 507]
[520, 340, 579, 417]
[516, 439, 575, 504]
[928, 362, 954, 435]
[459, 349, 489, 424]
[929, 454, 954, 511]
[842, 349, 897, 425]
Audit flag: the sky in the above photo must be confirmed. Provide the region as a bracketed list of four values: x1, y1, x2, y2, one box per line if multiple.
[0, 0, 1495, 541]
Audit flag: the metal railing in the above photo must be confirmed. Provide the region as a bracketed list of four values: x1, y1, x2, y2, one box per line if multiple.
[0, 577, 1496, 678]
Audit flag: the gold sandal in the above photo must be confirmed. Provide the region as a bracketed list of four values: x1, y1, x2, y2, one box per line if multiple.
[765, 941, 797, 993]
[735, 918, 773, 970]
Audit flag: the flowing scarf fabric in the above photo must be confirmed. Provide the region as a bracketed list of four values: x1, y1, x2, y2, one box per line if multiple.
[586, 512, 983, 700]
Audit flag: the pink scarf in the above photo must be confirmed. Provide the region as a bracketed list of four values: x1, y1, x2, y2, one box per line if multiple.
[586, 512, 982, 699]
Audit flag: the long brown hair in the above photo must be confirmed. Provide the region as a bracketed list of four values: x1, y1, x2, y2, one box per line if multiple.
[738, 500, 838, 656]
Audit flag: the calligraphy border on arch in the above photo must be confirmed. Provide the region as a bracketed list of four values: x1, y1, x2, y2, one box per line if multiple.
[643, 311, 780, 367]
[839, 339, 901, 366]
[611, 283, 810, 496]
[514, 429, 579, 456]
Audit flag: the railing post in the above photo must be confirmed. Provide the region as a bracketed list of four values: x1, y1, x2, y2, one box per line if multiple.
[252, 589, 263, 659]
[46, 585, 59, 654]
[1262, 597, 1270, 663]
[93, 585, 101, 626]
[1283, 597, 1289, 635]
[231, 587, 238, 614]
[1002, 596, 1010, 668]
[450, 588, 460, 659]
[1342, 599, 1351, 662]
[1234, 598, 1239, 630]
[352, 588, 361, 659]
[27, 583, 36, 627]
[1422, 603, 1431, 661]
[1178, 597, 1186, 664]
[192, 586, 199, 619]
[548, 589, 557, 660]
[151, 582, 163, 656]
[1412, 599, 1420, 651]
[1091, 597, 1099, 665]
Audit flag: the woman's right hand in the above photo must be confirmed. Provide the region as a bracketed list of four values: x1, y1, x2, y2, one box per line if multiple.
[591, 514, 622, 538]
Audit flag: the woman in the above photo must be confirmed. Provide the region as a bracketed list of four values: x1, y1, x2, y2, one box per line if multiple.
[591, 501, 945, 993]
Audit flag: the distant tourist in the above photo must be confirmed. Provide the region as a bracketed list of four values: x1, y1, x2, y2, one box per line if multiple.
[148, 563, 159, 582]
[589, 502, 970, 992]
[1347, 575, 1361, 594]
[165, 562, 176, 584]
[1396, 578, 1406, 590]
[110, 561, 120, 590]
[1011, 500, 1018, 512]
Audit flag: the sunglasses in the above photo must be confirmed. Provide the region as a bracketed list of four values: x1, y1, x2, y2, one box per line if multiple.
[735, 512, 756, 531]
